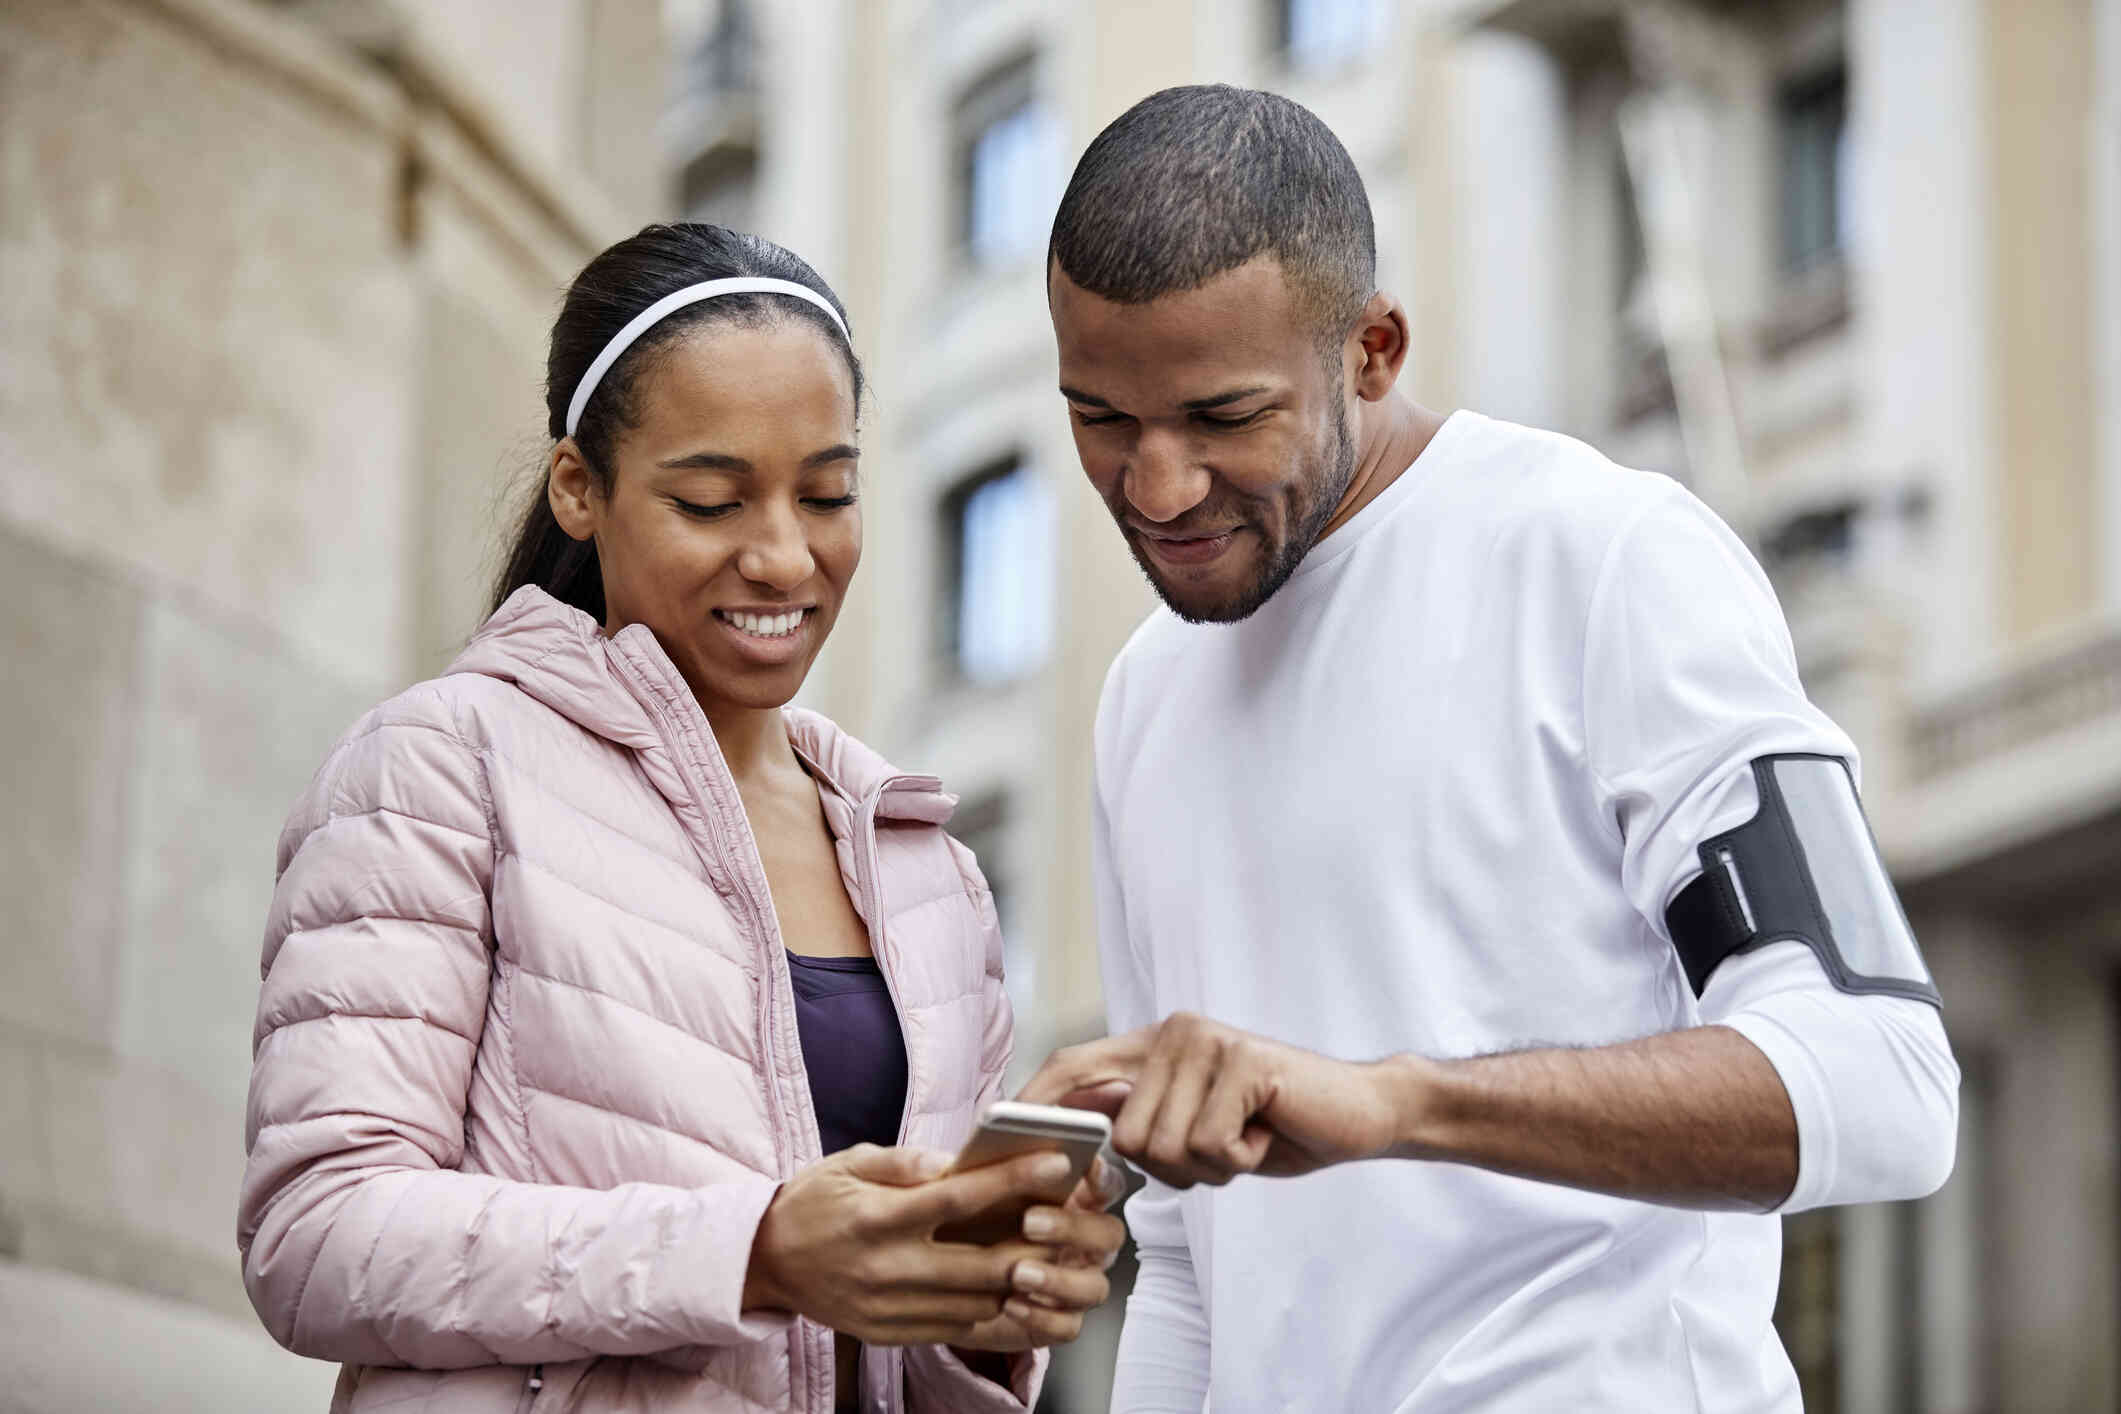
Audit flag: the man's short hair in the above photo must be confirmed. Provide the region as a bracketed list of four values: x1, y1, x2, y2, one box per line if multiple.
[1048, 85, 1376, 342]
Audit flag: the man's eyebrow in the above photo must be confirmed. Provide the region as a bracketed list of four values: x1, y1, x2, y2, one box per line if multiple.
[1179, 386, 1271, 411]
[1058, 386, 1273, 412]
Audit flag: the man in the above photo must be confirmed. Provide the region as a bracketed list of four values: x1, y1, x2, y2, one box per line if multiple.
[1021, 86, 1958, 1411]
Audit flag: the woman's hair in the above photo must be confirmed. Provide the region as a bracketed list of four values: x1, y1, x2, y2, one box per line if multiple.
[492, 223, 863, 620]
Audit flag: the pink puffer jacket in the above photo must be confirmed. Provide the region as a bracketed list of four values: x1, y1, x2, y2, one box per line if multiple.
[238, 587, 1045, 1413]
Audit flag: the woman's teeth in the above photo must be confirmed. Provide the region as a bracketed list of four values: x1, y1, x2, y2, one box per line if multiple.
[719, 609, 805, 638]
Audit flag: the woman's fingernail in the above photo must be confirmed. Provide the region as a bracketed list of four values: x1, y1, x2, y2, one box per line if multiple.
[1033, 1154, 1071, 1183]
[1015, 1262, 1049, 1291]
[1023, 1210, 1061, 1241]
[1005, 1298, 1035, 1321]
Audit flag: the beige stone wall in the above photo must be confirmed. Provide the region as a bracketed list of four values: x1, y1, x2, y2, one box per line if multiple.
[0, 0, 660, 1405]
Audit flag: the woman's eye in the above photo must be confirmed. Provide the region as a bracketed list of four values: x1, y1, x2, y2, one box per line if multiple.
[672, 498, 738, 519]
[804, 494, 859, 511]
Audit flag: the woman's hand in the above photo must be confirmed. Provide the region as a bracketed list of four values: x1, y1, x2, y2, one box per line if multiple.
[742, 1143, 1081, 1345]
[951, 1156, 1129, 1351]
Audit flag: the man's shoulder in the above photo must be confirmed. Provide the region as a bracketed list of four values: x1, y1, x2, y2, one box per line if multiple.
[1431, 412, 1682, 549]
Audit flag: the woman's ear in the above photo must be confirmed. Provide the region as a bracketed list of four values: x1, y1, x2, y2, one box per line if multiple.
[548, 439, 600, 542]
[1348, 291, 1411, 403]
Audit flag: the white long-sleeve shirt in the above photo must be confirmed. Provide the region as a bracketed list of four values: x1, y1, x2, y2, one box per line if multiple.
[1093, 411, 1958, 1413]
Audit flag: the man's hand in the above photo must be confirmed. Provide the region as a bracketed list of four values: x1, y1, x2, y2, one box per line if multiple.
[1027, 1018, 1804, 1210]
[1019, 1015, 1410, 1189]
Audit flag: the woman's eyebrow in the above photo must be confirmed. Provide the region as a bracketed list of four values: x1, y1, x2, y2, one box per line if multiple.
[656, 445, 858, 471]
[657, 450, 750, 471]
[802, 443, 860, 468]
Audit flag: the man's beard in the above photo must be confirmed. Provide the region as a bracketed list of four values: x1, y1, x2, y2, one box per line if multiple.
[1123, 400, 1358, 625]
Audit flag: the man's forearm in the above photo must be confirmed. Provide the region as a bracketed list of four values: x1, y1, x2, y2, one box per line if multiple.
[1383, 1024, 1797, 1210]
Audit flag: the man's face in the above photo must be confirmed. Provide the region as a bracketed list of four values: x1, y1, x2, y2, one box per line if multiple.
[1050, 256, 1356, 624]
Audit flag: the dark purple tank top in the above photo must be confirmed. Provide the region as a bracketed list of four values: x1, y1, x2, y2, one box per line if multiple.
[784, 951, 910, 1154]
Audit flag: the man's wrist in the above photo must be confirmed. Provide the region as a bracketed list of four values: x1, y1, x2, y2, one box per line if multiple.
[1376, 1051, 1454, 1162]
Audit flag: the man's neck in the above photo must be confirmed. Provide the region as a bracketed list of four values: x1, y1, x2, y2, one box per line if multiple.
[1316, 393, 1449, 545]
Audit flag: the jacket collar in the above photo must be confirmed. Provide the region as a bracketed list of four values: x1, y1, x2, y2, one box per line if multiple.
[449, 588, 957, 825]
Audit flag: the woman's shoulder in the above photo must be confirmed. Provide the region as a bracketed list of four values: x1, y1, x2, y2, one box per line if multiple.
[327, 671, 532, 763]
[282, 674, 552, 836]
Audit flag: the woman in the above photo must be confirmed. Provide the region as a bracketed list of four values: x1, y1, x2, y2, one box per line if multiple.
[237, 224, 1123, 1413]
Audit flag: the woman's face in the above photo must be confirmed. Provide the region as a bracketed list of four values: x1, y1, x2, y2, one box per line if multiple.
[551, 317, 862, 716]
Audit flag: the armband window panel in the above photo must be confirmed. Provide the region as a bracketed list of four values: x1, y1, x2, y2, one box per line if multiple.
[1663, 755, 1939, 1005]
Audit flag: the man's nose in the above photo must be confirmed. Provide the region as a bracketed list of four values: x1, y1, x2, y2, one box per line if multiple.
[1123, 428, 1210, 524]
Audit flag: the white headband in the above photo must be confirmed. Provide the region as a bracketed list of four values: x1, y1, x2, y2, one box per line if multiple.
[563, 277, 853, 438]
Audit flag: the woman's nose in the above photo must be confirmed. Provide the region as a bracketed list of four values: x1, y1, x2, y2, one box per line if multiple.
[736, 504, 816, 589]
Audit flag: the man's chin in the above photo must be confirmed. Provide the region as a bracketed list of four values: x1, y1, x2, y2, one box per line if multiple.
[1138, 559, 1272, 625]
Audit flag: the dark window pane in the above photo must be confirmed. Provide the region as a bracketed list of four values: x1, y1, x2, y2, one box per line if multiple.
[1775, 1209, 1841, 1414]
[939, 459, 1054, 683]
[1778, 67, 1848, 274]
[954, 59, 1059, 269]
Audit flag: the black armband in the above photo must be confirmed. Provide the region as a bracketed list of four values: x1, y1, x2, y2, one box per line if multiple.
[1664, 754, 1939, 1004]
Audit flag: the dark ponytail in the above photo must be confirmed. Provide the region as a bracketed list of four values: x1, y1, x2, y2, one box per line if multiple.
[491, 223, 863, 620]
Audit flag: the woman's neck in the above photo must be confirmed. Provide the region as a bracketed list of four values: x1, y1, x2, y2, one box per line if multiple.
[702, 700, 798, 786]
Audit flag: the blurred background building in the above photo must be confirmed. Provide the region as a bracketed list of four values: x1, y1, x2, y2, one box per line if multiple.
[3, 0, 2118, 1411]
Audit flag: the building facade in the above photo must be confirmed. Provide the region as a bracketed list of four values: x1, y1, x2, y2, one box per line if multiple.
[0, 0, 666, 1406]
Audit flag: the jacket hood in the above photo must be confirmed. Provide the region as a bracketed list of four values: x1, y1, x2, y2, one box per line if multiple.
[448, 587, 954, 823]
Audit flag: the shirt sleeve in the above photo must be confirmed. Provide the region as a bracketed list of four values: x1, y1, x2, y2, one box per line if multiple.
[1094, 721, 1211, 1412]
[1582, 483, 1959, 1211]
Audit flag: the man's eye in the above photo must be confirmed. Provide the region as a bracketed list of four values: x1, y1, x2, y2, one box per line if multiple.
[1073, 410, 1128, 427]
[1200, 410, 1265, 429]
[672, 498, 738, 519]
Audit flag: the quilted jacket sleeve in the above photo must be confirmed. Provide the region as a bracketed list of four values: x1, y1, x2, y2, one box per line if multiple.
[237, 701, 788, 1368]
[900, 839, 1050, 1411]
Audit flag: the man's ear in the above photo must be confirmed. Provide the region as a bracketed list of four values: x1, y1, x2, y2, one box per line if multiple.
[1347, 291, 1411, 402]
[548, 439, 600, 541]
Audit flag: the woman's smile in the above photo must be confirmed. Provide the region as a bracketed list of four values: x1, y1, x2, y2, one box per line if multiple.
[712, 604, 818, 663]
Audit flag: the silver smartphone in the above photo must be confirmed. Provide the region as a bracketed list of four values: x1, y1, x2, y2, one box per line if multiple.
[935, 1101, 1113, 1244]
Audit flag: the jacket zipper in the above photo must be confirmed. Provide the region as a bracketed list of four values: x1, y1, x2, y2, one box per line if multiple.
[513, 1365, 544, 1414]
[847, 780, 927, 1414]
[850, 782, 921, 1149]
[607, 659, 816, 1405]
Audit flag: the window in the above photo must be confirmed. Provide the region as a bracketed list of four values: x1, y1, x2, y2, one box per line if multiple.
[1274, 0, 1387, 72]
[950, 791, 1039, 1026]
[680, 144, 757, 230]
[950, 793, 1015, 942]
[673, 0, 757, 106]
[940, 458, 1055, 684]
[955, 59, 1064, 270]
[1777, 65, 1849, 275]
[1775, 1210, 1841, 1414]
